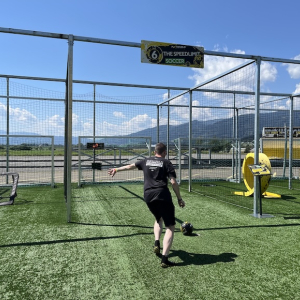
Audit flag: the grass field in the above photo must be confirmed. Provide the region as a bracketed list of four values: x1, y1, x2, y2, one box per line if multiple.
[1, 181, 300, 299]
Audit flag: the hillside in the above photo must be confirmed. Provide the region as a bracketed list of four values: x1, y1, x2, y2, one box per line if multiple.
[1, 111, 298, 145]
[130, 110, 296, 143]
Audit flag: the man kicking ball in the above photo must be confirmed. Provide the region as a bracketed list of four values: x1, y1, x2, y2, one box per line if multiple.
[108, 142, 185, 268]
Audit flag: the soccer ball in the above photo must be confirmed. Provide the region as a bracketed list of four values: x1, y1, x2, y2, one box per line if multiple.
[180, 222, 194, 235]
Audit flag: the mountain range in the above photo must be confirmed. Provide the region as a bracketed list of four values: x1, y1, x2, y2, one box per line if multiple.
[129, 110, 296, 143]
[0, 111, 297, 145]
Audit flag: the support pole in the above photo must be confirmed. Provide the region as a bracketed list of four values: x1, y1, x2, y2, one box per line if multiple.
[65, 34, 74, 223]
[188, 91, 192, 192]
[51, 136, 55, 188]
[178, 138, 181, 184]
[258, 176, 262, 216]
[167, 89, 170, 158]
[78, 137, 82, 187]
[289, 96, 294, 189]
[148, 137, 152, 157]
[283, 124, 287, 177]
[236, 108, 240, 182]
[238, 138, 241, 184]
[6, 78, 9, 183]
[157, 106, 160, 144]
[253, 57, 261, 217]
[232, 93, 236, 179]
[93, 84, 96, 183]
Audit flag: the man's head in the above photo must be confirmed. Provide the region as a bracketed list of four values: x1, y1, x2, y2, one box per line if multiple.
[154, 143, 167, 157]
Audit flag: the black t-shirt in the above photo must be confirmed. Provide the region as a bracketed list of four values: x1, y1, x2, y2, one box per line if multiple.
[135, 156, 176, 192]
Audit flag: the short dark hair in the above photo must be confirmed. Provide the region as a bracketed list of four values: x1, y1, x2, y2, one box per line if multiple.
[155, 143, 167, 155]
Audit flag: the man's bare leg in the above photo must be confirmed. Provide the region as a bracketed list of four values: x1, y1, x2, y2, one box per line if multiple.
[154, 218, 163, 241]
[153, 218, 163, 254]
[162, 225, 175, 256]
[161, 225, 176, 268]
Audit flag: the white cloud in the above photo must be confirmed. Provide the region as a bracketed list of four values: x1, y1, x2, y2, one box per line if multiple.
[169, 95, 189, 120]
[2, 105, 80, 136]
[3, 103, 158, 137]
[168, 95, 215, 121]
[294, 83, 300, 95]
[10, 107, 37, 122]
[12, 112, 78, 136]
[101, 121, 119, 136]
[48, 114, 64, 126]
[189, 47, 277, 91]
[192, 100, 214, 120]
[163, 93, 169, 100]
[72, 113, 79, 126]
[186, 47, 279, 114]
[122, 114, 155, 132]
[97, 114, 157, 136]
[158, 117, 182, 126]
[37, 114, 65, 135]
[82, 120, 93, 134]
[0, 102, 7, 112]
[285, 54, 300, 79]
[113, 111, 126, 118]
[261, 62, 277, 82]
[188, 48, 247, 86]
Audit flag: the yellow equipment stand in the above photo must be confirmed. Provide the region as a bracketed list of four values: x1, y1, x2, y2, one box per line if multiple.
[234, 153, 281, 198]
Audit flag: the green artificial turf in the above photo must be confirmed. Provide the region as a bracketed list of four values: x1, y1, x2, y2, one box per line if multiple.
[1, 182, 300, 299]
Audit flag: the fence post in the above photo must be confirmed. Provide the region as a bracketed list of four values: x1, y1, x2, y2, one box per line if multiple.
[167, 89, 170, 159]
[289, 96, 294, 189]
[178, 138, 181, 184]
[157, 106, 160, 143]
[232, 93, 236, 179]
[93, 84, 96, 183]
[51, 136, 55, 188]
[6, 78, 9, 183]
[65, 34, 74, 223]
[236, 108, 240, 182]
[188, 90, 192, 192]
[253, 57, 261, 217]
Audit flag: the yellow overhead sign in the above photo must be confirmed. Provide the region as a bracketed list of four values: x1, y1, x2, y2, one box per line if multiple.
[141, 40, 204, 68]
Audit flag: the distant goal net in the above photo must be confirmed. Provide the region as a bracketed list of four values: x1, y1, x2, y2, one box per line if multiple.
[77, 136, 152, 185]
[0, 135, 55, 186]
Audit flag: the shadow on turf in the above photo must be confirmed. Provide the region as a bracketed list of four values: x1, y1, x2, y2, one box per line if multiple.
[71, 222, 185, 234]
[281, 195, 298, 200]
[199, 223, 300, 231]
[13, 198, 34, 205]
[168, 250, 238, 266]
[70, 221, 153, 229]
[73, 219, 300, 234]
[0, 222, 183, 248]
[0, 197, 34, 206]
[283, 216, 300, 220]
[2, 222, 300, 249]
[118, 186, 144, 201]
[0, 232, 155, 248]
[278, 195, 300, 205]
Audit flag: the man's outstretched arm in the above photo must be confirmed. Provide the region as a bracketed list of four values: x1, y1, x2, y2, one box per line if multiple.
[108, 163, 137, 177]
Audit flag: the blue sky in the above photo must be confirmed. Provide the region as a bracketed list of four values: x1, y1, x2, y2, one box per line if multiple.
[1, 0, 300, 136]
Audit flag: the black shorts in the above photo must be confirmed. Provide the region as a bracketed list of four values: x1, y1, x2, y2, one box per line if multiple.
[147, 200, 175, 227]
[144, 188, 172, 203]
